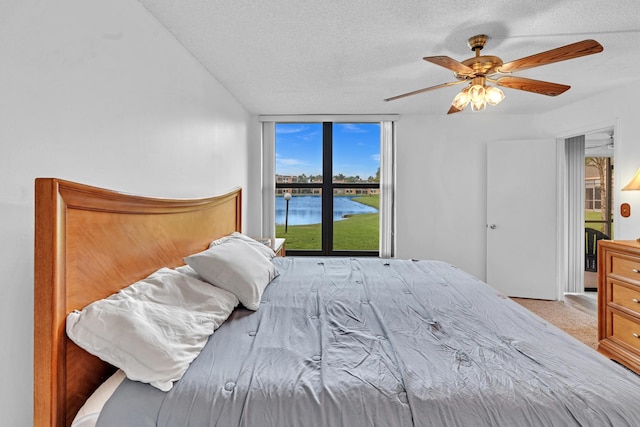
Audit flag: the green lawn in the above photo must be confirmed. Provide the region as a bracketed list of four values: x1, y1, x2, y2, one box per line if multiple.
[352, 194, 379, 209]
[276, 195, 380, 251]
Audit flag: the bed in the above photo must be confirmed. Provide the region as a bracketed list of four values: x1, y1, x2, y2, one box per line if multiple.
[34, 178, 640, 427]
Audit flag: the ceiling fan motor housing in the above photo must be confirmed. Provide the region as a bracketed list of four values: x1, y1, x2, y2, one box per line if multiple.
[453, 34, 504, 79]
[467, 34, 488, 51]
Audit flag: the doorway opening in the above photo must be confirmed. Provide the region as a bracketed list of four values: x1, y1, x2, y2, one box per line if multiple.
[584, 130, 614, 291]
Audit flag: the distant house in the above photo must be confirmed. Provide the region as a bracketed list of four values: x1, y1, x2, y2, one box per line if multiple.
[276, 175, 379, 196]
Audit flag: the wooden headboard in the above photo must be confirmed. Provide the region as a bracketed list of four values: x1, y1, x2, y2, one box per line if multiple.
[34, 178, 242, 427]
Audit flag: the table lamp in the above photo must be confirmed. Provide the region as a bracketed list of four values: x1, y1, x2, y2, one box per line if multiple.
[622, 167, 640, 242]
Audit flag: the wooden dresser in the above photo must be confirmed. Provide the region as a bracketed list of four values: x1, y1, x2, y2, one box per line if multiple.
[597, 239, 640, 374]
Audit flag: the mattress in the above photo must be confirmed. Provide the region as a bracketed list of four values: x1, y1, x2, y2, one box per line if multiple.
[95, 257, 640, 426]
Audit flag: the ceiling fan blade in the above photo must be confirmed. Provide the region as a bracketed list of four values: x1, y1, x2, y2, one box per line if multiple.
[423, 56, 475, 75]
[497, 39, 603, 74]
[496, 76, 570, 96]
[384, 81, 465, 102]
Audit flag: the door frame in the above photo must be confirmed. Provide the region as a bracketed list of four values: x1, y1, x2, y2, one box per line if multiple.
[556, 119, 619, 295]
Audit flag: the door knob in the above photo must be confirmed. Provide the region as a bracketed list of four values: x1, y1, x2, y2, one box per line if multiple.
[489, 224, 497, 230]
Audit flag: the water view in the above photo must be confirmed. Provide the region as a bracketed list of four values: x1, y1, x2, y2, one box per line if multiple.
[275, 195, 378, 225]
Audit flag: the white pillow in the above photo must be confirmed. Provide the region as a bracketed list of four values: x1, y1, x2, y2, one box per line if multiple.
[66, 268, 238, 392]
[185, 238, 279, 310]
[210, 232, 276, 259]
[175, 264, 203, 280]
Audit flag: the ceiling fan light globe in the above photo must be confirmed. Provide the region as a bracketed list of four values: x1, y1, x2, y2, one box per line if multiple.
[486, 86, 505, 106]
[469, 84, 485, 104]
[451, 90, 470, 110]
[471, 99, 486, 111]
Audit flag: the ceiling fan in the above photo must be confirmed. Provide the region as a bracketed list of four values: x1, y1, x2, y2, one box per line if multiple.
[384, 35, 603, 114]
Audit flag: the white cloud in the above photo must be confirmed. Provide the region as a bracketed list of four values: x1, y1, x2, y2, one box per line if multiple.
[275, 124, 310, 135]
[278, 158, 306, 166]
[340, 123, 368, 133]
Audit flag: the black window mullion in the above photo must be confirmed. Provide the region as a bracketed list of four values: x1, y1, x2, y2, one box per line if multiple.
[322, 122, 333, 256]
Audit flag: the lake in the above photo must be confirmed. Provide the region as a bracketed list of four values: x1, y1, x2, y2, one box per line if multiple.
[275, 195, 378, 225]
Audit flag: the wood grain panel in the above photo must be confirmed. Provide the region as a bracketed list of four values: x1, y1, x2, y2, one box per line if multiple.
[611, 280, 640, 315]
[423, 55, 474, 75]
[498, 39, 603, 73]
[34, 178, 242, 427]
[612, 312, 640, 352]
[496, 76, 570, 96]
[610, 253, 640, 283]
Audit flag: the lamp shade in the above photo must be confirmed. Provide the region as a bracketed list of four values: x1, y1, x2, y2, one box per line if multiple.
[622, 168, 640, 191]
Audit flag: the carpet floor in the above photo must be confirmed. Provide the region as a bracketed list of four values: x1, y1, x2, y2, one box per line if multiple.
[512, 298, 598, 350]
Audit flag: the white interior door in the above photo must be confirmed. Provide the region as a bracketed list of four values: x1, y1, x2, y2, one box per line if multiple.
[486, 139, 559, 300]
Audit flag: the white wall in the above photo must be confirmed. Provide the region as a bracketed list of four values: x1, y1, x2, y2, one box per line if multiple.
[0, 1, 251, 425]
[394, 113, 548, 279]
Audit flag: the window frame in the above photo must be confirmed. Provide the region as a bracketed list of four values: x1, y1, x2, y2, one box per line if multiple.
[275, 122, 380, 256]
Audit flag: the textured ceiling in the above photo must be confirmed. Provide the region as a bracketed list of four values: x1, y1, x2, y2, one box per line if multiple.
[138, 0, 640, 116]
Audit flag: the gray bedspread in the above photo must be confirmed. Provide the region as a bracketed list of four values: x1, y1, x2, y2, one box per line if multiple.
[97, 258, 640, 426]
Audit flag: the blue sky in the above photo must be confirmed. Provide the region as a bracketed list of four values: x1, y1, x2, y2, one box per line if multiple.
[275, 123, 380, 178]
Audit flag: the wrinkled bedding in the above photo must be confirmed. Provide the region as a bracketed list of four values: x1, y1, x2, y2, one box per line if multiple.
[97, 258, 640, 426]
